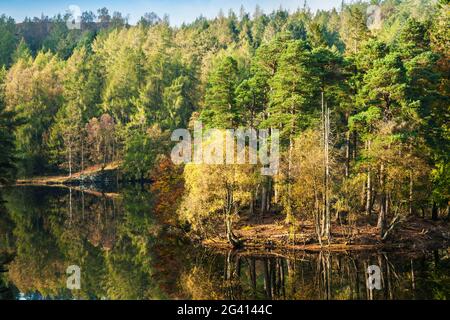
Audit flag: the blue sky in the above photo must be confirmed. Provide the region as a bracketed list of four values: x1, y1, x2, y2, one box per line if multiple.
[0, 0, 343, 25]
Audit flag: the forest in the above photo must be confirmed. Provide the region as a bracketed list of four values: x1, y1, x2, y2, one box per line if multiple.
[0, 0, 449, 251]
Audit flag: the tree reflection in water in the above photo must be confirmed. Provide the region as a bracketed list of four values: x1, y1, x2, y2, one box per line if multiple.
[182, 249, 449, 300]
[0, 186, 448, 300]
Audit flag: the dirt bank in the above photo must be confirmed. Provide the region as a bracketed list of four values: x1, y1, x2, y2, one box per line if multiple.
[15, 162, 121, 186]
[202, 215, 450, 252]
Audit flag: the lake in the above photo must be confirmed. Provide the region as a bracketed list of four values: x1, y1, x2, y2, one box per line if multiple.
[0, 186, 448, 300]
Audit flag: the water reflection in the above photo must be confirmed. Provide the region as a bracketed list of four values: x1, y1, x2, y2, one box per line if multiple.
[0, 186, 448, 300]
[184, 249, 450, 300]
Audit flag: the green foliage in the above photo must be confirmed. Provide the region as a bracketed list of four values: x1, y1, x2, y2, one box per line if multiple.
[266, 40, 317, 140]
[5, 51, 64, 175]
[0, 0, 447, 221]
[0, 4, 449, 299]
[0, 67, 18, 183]
[0, 15, 18, 67]
[12, 38, 32, 63]
[123, 124, 168, 180]
[202, 56, 240, 128]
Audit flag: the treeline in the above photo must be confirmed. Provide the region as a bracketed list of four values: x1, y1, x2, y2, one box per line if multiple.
[0, 1, 448, 243]
[0, 7, 156, 63]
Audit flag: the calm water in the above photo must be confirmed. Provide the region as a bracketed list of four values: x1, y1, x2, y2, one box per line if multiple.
[0, 186, 448, 300]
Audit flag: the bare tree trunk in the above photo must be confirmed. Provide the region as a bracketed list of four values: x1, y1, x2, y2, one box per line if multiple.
[226, 250, 232, 281]
[378, 163, 386, 236]
[274, 182, 279, 204]
[250, 191, 254, 216]
[408, 144, 413, 216]
[345, 117, 350, 178]
[69, 143, 72, 178]
[361, 174, 366, 208]
[385, 192, 390, 222]
[225, 186, 240, 248]
[267, 177, 272, 213]
[321, 91, 326, 238]
[226, 215, 240, 247]
[81, 190, 85, 219]
[260, 181, 267, 218]
[81, 134, 85, 172]
[409, 170, 414, 216]
[324, 106, 331, 239]
[286, 136, 294, 223]
[366, 140, 372, 215]
[69, 187, 73, 222]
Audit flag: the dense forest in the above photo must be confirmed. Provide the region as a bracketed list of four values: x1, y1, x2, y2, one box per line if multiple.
[0, 0, 449, 247]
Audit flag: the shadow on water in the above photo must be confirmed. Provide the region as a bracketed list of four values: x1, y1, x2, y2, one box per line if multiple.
[0, 186, 448, 300]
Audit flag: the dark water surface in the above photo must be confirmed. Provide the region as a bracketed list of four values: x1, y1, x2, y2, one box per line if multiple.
[0, 186, 448, 300]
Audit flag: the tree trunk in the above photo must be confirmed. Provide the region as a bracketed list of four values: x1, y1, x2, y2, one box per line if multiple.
[366, 140, 372, 215]
[250, 191, 254, 216]
[345, 119, 350, 178]
[431, 202, 438, 221]
[409, 170, 414, 216]
[69, 187, 73, 222]
[286, 135, 294, 223]
[68, 143, 72, 178]
[352, 131, 357, 160]
[320, 91, 329, 239]
[260, 181, 267, 217]
[81, 135, 85, 172]
[81, 190, 85, 219]
[377, 163, 386, 236]
[324, 106, 331, 239]
[267, 177, 272, 213]
[263, 258, 272, 299]
[225, 186, 240, 247]
[322, 92, 325, 235]
[286, 103, 296, 223]
[225, 215, 240, 247]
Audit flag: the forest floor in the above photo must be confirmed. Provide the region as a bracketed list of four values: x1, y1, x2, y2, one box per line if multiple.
[203, 212, 450, 253]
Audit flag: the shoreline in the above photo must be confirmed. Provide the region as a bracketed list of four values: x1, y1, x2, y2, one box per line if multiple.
[5, 182, 121, 199]
[202, 239, 450, 253]
[200, 216, 450, 253]
[13, 161, 121, 187]
[5, 182, 450, 254]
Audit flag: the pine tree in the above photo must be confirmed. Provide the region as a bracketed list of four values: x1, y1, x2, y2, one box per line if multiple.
[0, 15, 17, 67]
[267, 40, 318, 224]
[202, 56, 240, 128]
